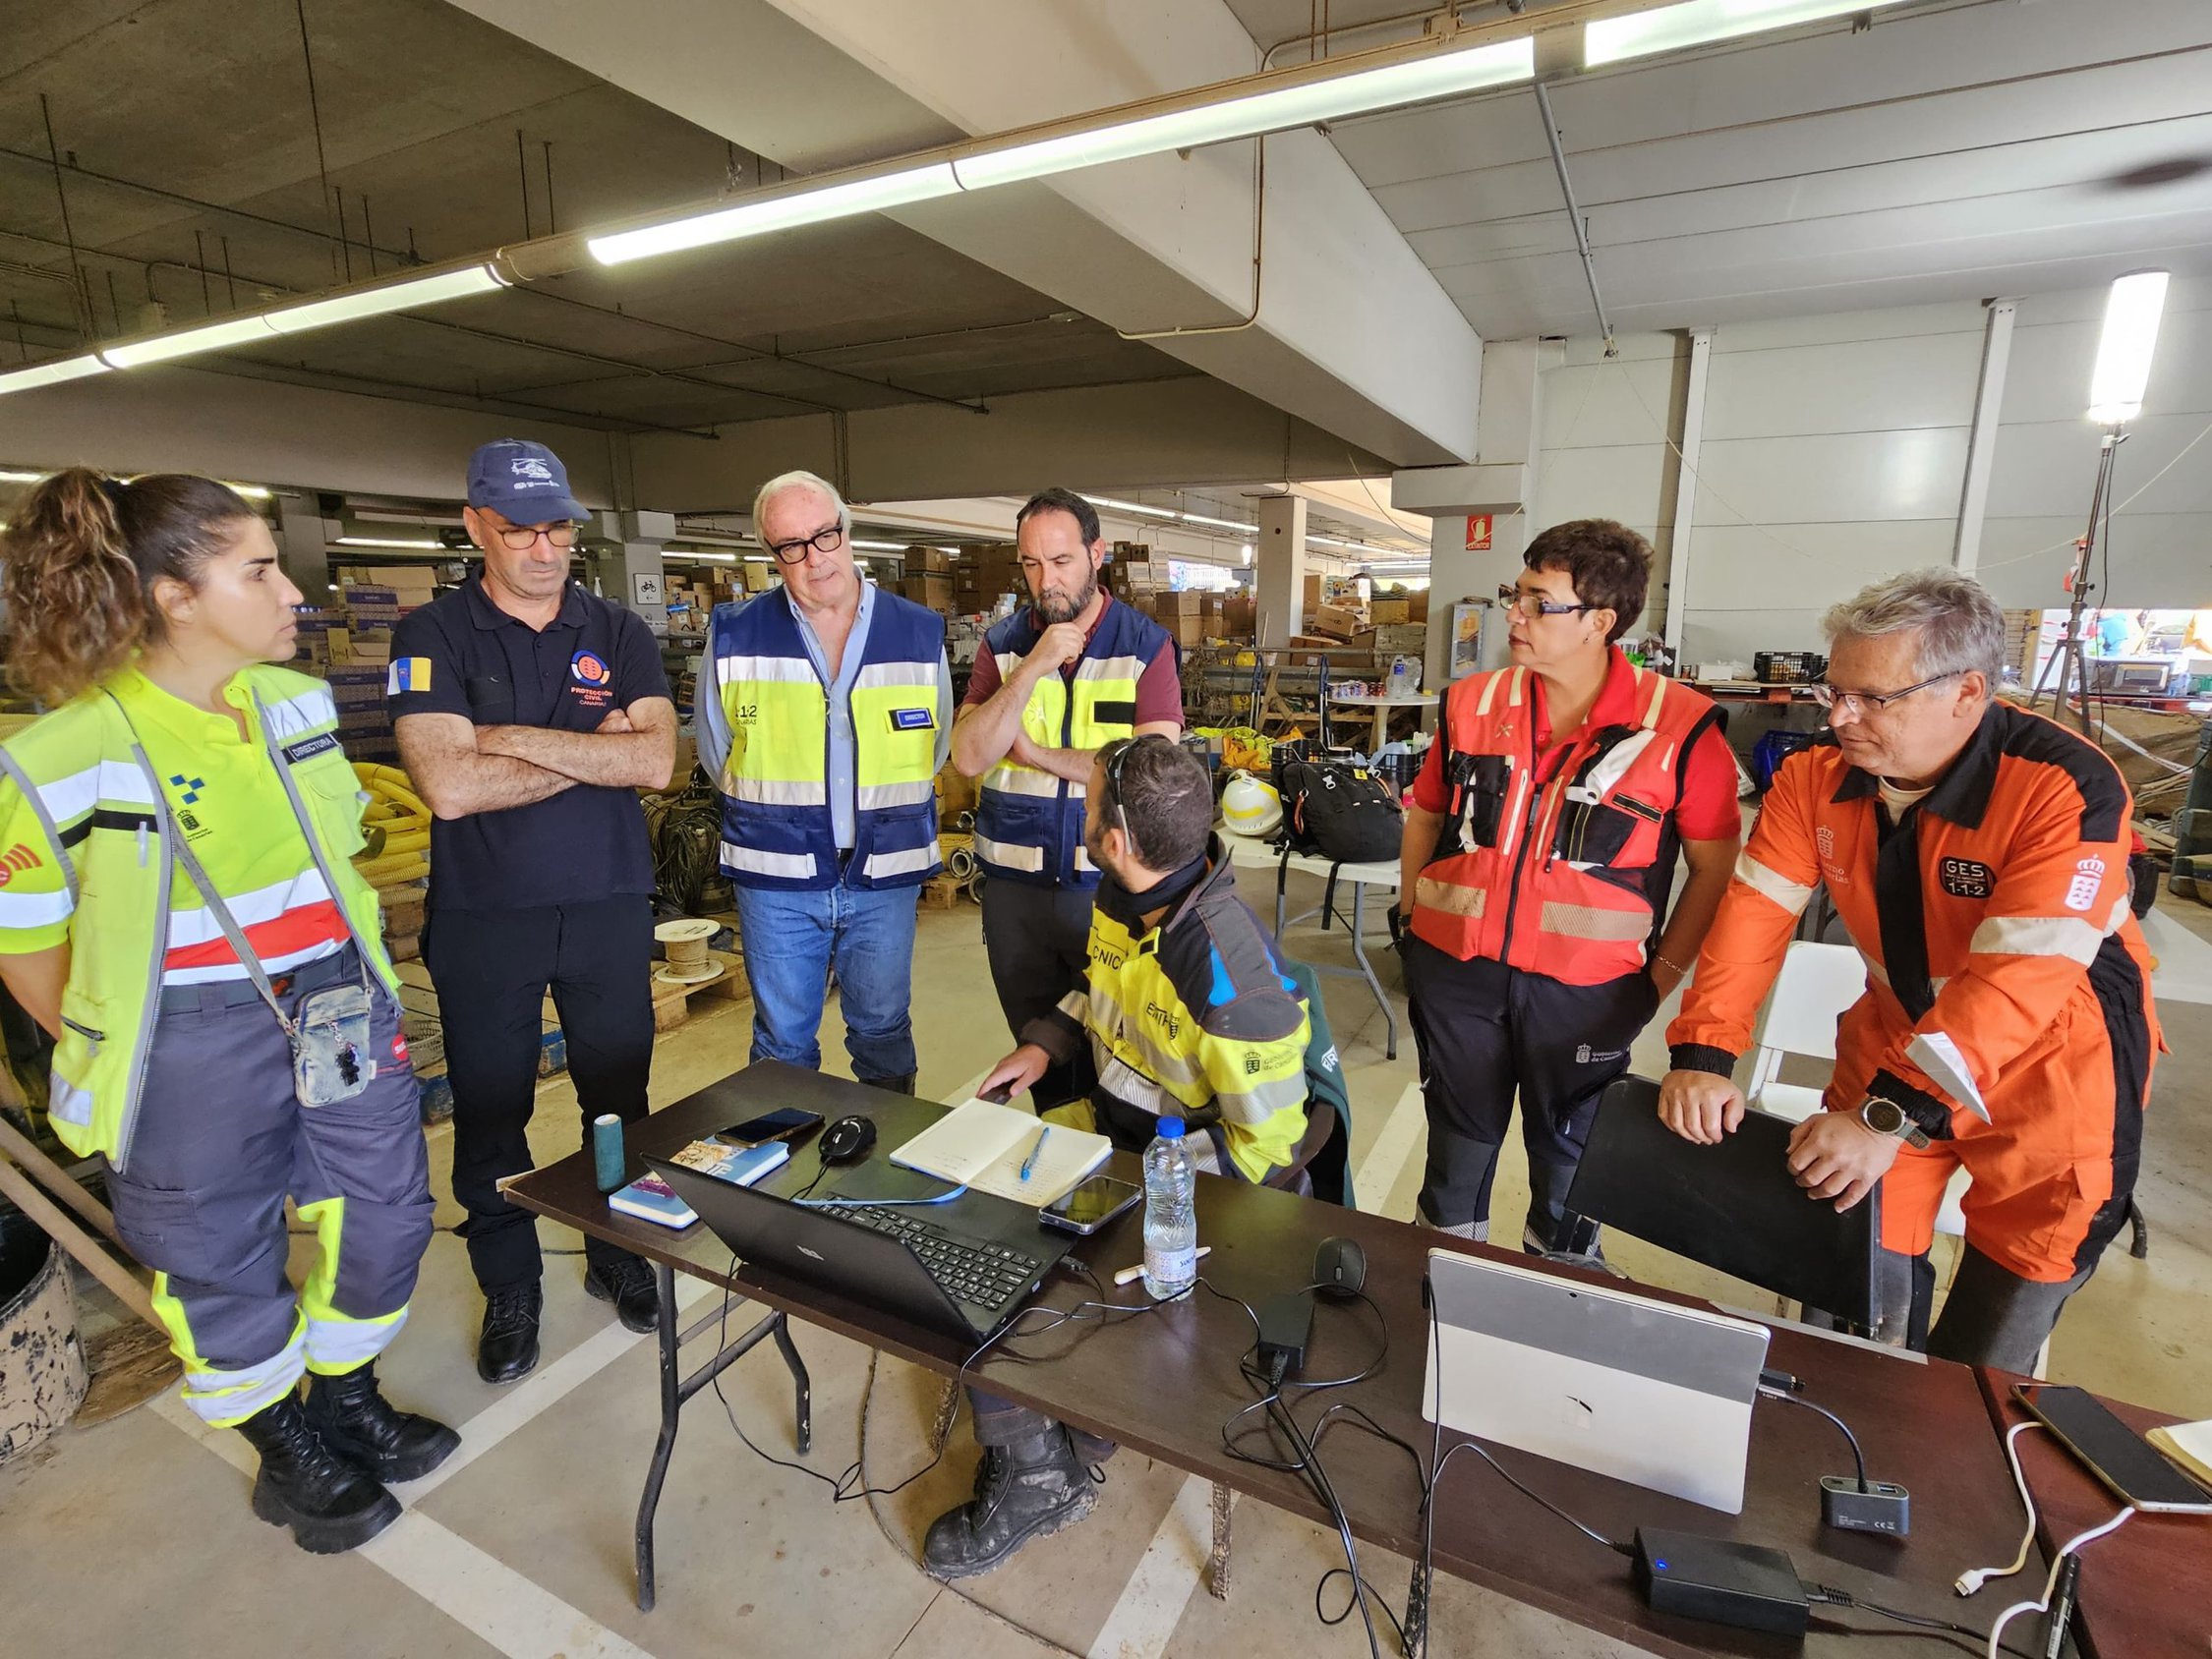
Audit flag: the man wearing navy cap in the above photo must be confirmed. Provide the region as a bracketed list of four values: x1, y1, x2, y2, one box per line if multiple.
[390, 439, 675, 1383]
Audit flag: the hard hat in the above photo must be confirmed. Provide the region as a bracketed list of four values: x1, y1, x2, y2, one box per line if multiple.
[1220, 771, 1282, 837]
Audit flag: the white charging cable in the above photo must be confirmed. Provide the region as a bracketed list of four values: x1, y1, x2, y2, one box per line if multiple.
[1955, 1420, 2045, 1597]
[1982, 1506, 2135, 1659]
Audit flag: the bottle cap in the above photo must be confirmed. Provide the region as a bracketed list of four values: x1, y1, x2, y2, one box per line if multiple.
[1158, 1117, 1185, 1140]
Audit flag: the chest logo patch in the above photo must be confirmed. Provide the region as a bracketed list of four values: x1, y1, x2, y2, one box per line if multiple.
[1816, 826, 1835, 861]
[2066, 857, 2105, 913]
[0, 842, 43, 886]
[888, 706, 935, 732]
[1939, 857, 1993, 900]
[570, 651, 611, 687]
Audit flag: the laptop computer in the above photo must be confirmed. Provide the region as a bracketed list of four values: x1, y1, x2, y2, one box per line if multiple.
[649, 1156, 1057, 1345]
[1564, 1074, 1882, 1328]
[1422, 1248, 1772, 1514]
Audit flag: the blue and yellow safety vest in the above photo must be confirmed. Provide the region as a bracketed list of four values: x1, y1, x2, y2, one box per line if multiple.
[711, 587, 945, 891]
[975, 600, 1171, 888]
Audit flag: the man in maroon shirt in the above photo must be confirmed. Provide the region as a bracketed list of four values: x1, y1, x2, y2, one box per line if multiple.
[952, 488, 1183, 1106]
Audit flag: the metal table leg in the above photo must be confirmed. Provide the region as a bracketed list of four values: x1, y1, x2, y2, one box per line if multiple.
[1347, 882, 1397, 1059]
[635, 1268, 813, 1612]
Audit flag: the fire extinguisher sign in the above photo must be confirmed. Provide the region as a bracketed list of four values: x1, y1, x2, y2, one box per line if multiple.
[1465, 514, 1493, 551]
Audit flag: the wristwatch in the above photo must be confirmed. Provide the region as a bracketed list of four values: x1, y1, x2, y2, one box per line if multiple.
[1859, 1097, 1931, 1150]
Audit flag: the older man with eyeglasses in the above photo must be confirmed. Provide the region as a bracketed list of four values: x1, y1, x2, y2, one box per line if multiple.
[1659, 569, 2161, 1370]
[695, 470, 953, 1093]
[392, 439, 677, 1382]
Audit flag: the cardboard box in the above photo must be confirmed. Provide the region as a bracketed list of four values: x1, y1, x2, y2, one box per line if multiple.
[1163, 615, 1206, 649]
[1372, 623, 1427, 656]
[1152, 591, 1203, 619]
[906, 574, 954, 611]
[1223, 596, 1256, 636]
[904, 546, 954, 575]
[1410, 590, 1430, 623]
[1370, 600, 1411, 626]
[1303, 573, 1324, 609]
[1310, 603, 1365, 641]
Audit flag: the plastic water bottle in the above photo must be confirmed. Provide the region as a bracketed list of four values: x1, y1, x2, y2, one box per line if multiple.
[1141, 1117, 1198, 1299]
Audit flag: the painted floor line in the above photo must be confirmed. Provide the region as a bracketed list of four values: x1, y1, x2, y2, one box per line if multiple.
[1351, 1080, 1426, 1216]
[1085, 1474, 1222, 1659]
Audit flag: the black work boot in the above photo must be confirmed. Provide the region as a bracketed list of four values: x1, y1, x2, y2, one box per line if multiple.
[304, 1362, 461, 1483]
[922, 1425, 1098, 1579]
[866, 1072, 918, 1096]
[236, 1395, 401, 1554]
[477, 1281, 543, 1385]
[584, 1253, 661, 1334]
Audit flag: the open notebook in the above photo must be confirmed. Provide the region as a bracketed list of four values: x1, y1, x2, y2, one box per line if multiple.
[891, 1097, 1111, 1208]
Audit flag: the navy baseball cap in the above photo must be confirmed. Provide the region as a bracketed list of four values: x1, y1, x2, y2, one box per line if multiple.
[466, 438, 586, 526]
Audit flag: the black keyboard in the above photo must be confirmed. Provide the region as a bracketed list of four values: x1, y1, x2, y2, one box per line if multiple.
[818, 1204, 1047, 1310]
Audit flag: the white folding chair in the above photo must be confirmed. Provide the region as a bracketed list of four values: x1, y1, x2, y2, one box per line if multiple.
[1745, 941, 1865, 1124]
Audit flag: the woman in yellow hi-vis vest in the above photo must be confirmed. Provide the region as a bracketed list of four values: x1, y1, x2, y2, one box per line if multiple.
[0, 470, 455, 1554]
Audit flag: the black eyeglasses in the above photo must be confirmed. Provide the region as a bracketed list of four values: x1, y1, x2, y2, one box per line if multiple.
[1811, 670, 1962, 716]
[492, 522, 579, 552]
[766, 524, 846, 566]
[1496, 583, 1594, 620]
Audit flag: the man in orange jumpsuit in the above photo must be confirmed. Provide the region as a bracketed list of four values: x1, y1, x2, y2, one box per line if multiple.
[1659, 570, 2159, 1371]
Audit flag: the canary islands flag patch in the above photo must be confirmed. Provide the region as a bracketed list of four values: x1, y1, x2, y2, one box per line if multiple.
[386, 658, 433, 696]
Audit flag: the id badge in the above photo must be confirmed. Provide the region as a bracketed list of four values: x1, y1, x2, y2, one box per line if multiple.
[294, 983, 377, 1107]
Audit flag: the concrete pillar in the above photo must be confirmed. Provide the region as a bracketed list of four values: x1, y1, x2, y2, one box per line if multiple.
[595, 509, 673, 634]
[1394, 339, 1545, 696]
[1253, 494, 1309, 648]
[272, 494, 335, 607]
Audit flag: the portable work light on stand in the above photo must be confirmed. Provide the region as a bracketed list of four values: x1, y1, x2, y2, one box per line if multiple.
[2029, 271, 2169, 737]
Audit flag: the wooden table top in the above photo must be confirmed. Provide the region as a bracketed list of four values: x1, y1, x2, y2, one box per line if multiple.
[507, 1061, 2044, 1658]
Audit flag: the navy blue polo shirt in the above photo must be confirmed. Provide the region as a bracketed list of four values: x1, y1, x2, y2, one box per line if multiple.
[387, 575, 668, 911]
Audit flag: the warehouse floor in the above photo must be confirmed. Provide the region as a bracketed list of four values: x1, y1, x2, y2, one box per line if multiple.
[5, 859, 2210, 1658]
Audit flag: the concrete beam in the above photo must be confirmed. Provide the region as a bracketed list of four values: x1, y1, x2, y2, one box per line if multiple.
[444, 0, 1484, 467]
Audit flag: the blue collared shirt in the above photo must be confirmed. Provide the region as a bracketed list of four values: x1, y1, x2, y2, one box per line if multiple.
[697, 581, 953, 849]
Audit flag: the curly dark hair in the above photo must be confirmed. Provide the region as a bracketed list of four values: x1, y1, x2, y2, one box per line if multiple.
[1524, 518, 1653, 644]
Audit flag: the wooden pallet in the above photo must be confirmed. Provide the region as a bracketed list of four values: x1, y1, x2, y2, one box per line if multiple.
[651, 948, 751, 1032]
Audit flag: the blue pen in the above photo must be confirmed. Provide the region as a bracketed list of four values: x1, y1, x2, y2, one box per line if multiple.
[1019, 1124, 1051, 1182]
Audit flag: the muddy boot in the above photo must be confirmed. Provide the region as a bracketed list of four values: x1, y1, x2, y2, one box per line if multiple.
[922, 1424, 1097, 1579]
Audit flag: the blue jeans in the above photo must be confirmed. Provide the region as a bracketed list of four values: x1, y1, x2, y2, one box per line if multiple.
[733, 875, 921, 1082]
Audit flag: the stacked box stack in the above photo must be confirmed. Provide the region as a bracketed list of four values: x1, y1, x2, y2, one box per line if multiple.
[327, 665, 396, 763]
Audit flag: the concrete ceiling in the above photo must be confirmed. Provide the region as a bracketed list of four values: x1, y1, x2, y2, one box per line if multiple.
[1309, 0, 2212, 337]
[0, 0, 1193, 432]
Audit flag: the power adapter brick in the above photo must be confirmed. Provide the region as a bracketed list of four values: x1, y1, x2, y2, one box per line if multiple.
[1632, 1528, 1810, 1637]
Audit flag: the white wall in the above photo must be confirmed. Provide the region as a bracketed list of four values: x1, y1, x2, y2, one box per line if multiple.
[1526, 277, 2212, 662]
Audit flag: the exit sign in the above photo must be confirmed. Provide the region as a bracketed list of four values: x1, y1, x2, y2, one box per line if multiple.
[1465, 514, 1493, 551]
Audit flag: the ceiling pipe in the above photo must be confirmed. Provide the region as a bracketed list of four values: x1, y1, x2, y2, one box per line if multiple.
[1530, 79, 1616, 358]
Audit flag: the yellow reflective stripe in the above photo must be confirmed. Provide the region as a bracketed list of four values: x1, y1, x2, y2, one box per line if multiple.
[1734, 852, 1815, 916]
[728, 678, 829, 785]
[1415, 875, 1485, 918]
[1538, 901, 1652, 944]
[1968, 914, 2107, 965]
[857, 780, 933, 810]
[863, 845, 939, 881]
[856, 660, 939, 691]
[717, 654, 819, 683]
[981, 764, 1061, 798]
[720, 841, 817, 881]
[728, 776, 829, 806]
[974, 833, 1045, 872]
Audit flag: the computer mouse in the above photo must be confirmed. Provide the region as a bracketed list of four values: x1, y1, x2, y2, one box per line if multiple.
[818, 1115, 878, 1165]
[1312, 1235, 1367, 1297]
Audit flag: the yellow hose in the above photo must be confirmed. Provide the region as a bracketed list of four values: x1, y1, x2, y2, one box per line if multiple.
[353, 853, 429, 886]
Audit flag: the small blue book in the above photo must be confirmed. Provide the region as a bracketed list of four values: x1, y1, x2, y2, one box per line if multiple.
[607, 1172, 697, 1230]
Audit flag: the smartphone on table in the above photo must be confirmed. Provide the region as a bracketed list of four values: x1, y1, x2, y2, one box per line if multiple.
[716, 1107, 825, 1148]
[1040, 1174, 1142, 1235]
[2014, 1384, 2212, 1513]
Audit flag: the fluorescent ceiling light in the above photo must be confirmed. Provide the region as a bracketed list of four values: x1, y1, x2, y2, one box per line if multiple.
[0, 355, 108, 396]
[680, 550, 739, 563]
[743, 554, 774, 563]
[1179, 510, 1252, 532]
[266, 264, 505, 332]
[958, 38, 1533, 189]
[591, 164, 960, 265]
[1240, 545, 1253, 566]
[335, 536, 442, 550]
[102, 315, 278, 368]
[1585, 0, 1911, 66]
[0, 469, 44, 484]
[2086, 270, 2169, 425]
[851, 539, 909, 551]
[224, 483, 271, 499]
[1082, 494, 1180, 520]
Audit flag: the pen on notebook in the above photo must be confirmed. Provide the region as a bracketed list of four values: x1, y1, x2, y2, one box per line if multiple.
[1019, 1124, 1051, 1182]
[1116, 1248, 1210, 1287]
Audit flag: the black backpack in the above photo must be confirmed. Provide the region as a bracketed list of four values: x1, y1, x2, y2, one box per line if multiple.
[1274, 757, 1403, 865]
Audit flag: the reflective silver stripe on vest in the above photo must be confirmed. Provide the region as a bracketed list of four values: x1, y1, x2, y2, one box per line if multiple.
[261, 687, 338, 741]
[1095, 1051, 1171, 1115]
[1076, 654, 1142, 682]
[974, 833, 1046, 872]
[863, 845, 939, 881]
[175, 1326, 307, 1426]
[1087, 987, 1201, 1085]
[1074, 842, 1096, 872]
[46, 1075, 93, 1127]
[1733, 852, 1815, 916]
[728, 776, 830, 807]
[716, 654, 820, 683]
[1415, 876, 1485, 918]
[856, 660, 940, 691]
[0, 887, 72, 927]
[40, 758, 158, 825]
[981, 766, 1061, 798]
[1968, 914, 2107, 965]
[857, 780, 933, 811]
[719, 841, 817, 881]
[1537, 901, 1653, 944]
[304, 1309, 406, 1372]
[1209, 1071, 1307, 1126]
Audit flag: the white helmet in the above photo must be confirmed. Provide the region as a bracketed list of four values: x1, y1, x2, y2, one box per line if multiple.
[1220, 771, 1282, 837]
